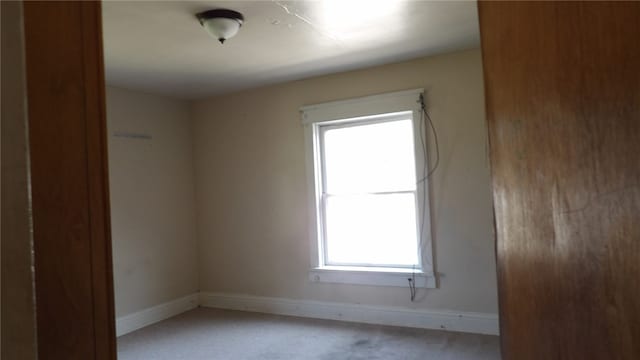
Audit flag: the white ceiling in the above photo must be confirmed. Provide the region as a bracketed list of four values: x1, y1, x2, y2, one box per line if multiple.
[102, 1, 480, 99]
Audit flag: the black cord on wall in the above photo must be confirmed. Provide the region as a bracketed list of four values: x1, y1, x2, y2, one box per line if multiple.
[409, 94, 440, 302]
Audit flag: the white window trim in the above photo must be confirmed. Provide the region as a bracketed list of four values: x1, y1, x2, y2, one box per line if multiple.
[301, 89, 436, 288]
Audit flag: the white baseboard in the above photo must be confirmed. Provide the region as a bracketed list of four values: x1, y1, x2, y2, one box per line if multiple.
[199, 292, 499, 335]
[116, 293, 199, 336]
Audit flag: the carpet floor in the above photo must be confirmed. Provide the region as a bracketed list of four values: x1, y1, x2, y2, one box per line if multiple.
[118, 308, 501, 360]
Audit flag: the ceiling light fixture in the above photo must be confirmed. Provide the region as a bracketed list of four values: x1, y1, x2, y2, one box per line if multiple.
[196, 9, 244, 44]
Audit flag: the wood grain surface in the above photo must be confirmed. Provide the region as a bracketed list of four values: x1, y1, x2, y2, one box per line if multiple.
[1, 1, 38, 359]
[479, 1, 640, 359]
[23, 1, 116, 359]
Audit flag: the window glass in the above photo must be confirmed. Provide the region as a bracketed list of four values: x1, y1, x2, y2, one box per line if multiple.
[321, 117, 420, 267]
[325, 193, 419, 266]
[322, 119, 417, 194]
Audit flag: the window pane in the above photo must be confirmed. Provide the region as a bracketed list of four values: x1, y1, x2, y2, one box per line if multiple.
[325, 193, 419, 266]
[322, 119, 417, 194]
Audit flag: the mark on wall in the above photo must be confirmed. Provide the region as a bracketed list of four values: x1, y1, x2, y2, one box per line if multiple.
[113, 131, 152, 140]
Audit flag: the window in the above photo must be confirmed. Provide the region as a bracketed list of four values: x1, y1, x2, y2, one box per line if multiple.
[301, 89, 435, 288]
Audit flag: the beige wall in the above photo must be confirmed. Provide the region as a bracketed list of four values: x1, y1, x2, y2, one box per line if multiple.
[193, 49, 498, 314]
[1, 1, 38, 358]
[107, 87, 198, 317]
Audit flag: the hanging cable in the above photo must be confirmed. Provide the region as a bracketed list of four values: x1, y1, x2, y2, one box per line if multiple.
[409, 93, 440, 302]
[416, 94, 440, 183]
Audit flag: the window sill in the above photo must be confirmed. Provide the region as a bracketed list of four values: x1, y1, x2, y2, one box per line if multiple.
[309, 266, 436, 288]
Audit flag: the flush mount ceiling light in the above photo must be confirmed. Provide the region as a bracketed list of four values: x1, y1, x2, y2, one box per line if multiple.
[196, 9, 244, 44]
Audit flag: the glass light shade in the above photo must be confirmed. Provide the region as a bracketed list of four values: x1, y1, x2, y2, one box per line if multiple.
[201, 18, 242, 43]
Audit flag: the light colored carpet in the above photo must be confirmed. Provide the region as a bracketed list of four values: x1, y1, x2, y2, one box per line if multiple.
[118, 308, 501, 360]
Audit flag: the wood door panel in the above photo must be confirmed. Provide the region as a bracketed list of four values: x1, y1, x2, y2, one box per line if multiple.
[23, 1, 116, 359]
[479, 1, 640, 359]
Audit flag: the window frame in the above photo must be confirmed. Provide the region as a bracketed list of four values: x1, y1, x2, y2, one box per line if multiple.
[301, 89, 435, 288]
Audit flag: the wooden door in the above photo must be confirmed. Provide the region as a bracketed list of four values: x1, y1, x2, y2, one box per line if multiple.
[23, 1, 116, 359]
[479, 1, 640, 359]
